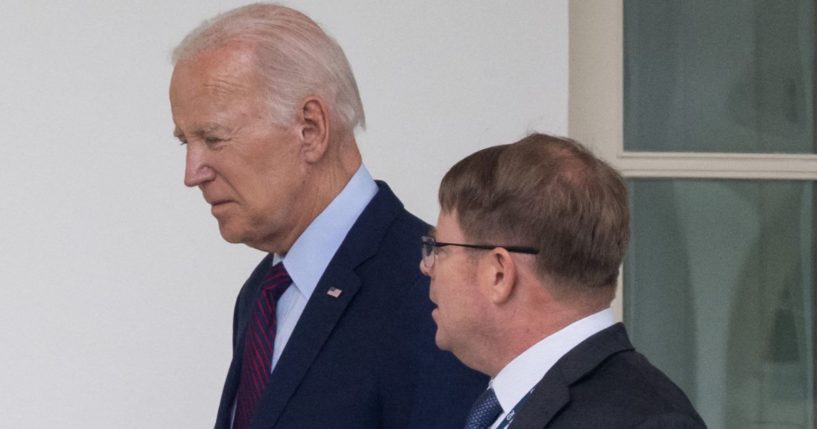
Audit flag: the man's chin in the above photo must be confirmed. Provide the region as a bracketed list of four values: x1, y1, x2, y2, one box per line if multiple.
[217, 223, 247, 244]
[220, 234, 244, 244]
[434, 332, 451, 352]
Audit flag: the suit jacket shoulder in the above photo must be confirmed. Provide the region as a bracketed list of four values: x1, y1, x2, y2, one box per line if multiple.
[510, 324, 706, 429]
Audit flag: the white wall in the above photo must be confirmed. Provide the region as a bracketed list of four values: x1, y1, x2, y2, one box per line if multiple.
[0, 1, 567, 427]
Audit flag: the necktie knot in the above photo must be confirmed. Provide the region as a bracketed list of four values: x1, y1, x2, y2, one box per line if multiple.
[261, 263, 292, 299]
[464, 387, 502, 429]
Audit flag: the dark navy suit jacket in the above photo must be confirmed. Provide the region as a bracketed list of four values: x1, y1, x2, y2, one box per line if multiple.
[509, 323, 707, 429]
[214, 182, 487, 429]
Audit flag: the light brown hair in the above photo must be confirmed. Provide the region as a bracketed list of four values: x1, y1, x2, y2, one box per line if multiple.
[439, 133, 629, 291]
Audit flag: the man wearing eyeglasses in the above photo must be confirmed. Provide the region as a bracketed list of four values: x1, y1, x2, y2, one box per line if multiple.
[420, 134, 706, 428]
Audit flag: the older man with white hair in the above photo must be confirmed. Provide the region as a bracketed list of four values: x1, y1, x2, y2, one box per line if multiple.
[169, 4, 485, 428]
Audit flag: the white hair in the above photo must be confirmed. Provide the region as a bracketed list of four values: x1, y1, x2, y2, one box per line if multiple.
[172, 3, 366, 133]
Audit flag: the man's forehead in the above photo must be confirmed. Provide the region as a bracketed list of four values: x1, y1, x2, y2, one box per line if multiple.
[172, 67, 256, 99]
[434, 211, 465, 240]
[171, 44, 262, 96]
[170, 46, 268, 135]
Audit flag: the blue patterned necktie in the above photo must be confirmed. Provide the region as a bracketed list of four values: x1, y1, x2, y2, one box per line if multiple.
[233, 263, 292, 429]
[464, 387, 503, 429]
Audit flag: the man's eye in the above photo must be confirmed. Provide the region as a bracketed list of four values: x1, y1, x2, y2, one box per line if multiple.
[204, 137, 224, 145]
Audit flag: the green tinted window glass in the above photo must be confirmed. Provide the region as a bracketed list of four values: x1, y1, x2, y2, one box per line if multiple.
[625, 179, 815, 428]
[624, 1, 815, 153]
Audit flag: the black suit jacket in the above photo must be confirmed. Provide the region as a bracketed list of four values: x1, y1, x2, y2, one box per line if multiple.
[214, 182, 487, 429]
[509, 323, 706, 428]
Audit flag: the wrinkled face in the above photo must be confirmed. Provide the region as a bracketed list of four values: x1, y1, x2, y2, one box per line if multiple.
[420, 211, 490, 360]
[170, 44, 306, 251]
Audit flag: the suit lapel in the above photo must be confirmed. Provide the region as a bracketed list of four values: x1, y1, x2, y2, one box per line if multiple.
[252, 182, 403, 428]
[216, 254, 276, 429]
[508, 373, 570, 428]
[509, 323, 634, 428]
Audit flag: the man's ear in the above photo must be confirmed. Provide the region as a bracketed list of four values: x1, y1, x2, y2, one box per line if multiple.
[298, 97, 329, 163]
[483, 248, 517, 305]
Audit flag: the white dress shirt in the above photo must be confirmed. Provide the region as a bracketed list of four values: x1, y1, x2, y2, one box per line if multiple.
[270, 164, 378, 369]
[231, 165, 377, 428]
[489, 308, 616, 428]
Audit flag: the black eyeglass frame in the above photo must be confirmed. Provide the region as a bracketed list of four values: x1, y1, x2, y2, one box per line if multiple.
[421, 235, 539, 268]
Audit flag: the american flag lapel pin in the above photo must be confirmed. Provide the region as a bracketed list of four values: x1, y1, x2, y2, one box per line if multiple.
[326, 287, 342, 298]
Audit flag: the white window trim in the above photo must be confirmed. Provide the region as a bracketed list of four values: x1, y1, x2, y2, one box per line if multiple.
[619, 153, 817, 179]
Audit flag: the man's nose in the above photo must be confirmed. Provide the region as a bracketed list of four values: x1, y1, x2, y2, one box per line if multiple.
[184, 144, 215, 187]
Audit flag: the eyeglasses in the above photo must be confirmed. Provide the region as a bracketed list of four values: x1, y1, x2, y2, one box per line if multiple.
[420, 235, 539, 270]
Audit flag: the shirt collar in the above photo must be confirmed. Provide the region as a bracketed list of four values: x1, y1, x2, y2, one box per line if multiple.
[491, 308, 616, 414]
[273, 164, 378, 299]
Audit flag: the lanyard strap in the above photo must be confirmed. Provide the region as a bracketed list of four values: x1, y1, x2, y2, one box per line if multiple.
[494, 387, 535, 429]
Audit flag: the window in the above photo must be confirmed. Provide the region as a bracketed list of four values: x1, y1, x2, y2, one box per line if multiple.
[570, 2, 817, 428]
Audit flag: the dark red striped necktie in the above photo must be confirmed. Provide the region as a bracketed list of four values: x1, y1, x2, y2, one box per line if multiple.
[233, 263, 292, 429]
